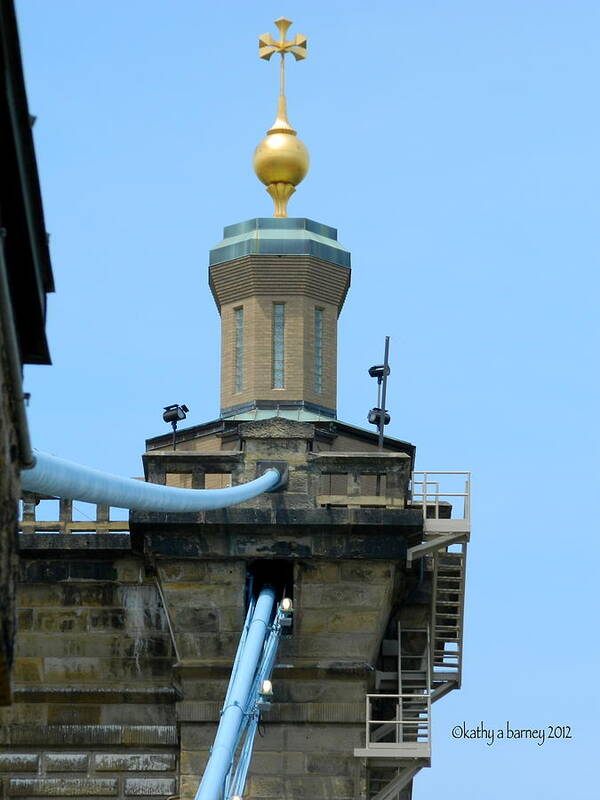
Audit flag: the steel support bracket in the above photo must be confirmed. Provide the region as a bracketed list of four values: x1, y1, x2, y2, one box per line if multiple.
[406, 532, 468, 566]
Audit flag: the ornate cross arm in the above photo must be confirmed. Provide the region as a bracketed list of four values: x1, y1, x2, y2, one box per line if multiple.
[259, 17, 307, 62]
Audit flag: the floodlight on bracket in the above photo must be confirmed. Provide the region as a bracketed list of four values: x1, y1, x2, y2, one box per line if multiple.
[163, 403, 189, 450]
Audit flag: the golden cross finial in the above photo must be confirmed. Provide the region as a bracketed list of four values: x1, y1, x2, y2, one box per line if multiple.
[254, 18, 309, 218]
[258, 18, 307, 101]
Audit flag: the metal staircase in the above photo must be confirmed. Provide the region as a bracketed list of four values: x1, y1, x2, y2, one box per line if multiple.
[431, 544, 467, 699]
[408, 471, 470, 699]
[367, 765, 419, 800]
[357, 471, 471, 800]
[357, 625, 431, 799]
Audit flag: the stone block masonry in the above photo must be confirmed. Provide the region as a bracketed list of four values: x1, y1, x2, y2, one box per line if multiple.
[1, 540, 179, 799]
[0, 747, 177, 797]
[5, 417, 429, 800]
[179, 723, 364, 800]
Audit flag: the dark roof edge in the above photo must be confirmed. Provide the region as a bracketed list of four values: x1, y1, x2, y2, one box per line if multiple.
[2, 0, 53, 294]
[146, 415, 416, 464]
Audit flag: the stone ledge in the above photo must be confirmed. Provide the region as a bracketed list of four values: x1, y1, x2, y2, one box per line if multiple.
[176, 701, 364, 723]
[138, 529, 416, 560]
[18, 535, 131, 553]
[131, 508, 422, 529]
[0, 725, 178, 746]
[13, 686, 181, 704]
[173, 659, 373, 678]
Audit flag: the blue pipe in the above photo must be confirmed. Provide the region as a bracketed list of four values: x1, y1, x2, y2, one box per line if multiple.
[223, 596, 256, 711]
[20, 450, 280, 512]
[195, 586, 276, 800]
[227, 602, 288, 799]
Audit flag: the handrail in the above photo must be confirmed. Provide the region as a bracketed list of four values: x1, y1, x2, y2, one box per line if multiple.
[365, 693, 431, 749]
[411, 471, 471, 523]
[20, 450, 282, 512]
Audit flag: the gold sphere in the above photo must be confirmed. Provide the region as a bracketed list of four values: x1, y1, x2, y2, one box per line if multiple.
[253, 132, 310, 187]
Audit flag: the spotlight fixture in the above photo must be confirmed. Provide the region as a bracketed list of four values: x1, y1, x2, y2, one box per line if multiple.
[163, 404, 189, 450]
[258, 679, 273, 709]
[368, 364, 390, 380]
[367, 408, 390, 427]
[281, 597, 293, 628]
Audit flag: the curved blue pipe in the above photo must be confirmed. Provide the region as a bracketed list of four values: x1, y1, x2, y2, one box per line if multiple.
[20, 450, 280, 512]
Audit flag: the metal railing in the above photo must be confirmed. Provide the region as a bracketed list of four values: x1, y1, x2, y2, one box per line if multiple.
[363, 694, 431, 757]
[410, 471, 470, 531]
[19, 496, 129, 534]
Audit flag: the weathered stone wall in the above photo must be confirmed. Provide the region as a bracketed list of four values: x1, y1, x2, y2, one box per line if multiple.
[169, 558, 397, 800]
[0, 749, 178, 799]
[179, 722, 364, 800]
[134, 418, 420, 800]
[1, 546, 179, 799]
[12, 555, 174, 697]
[6, 417, 425, 799]
[4, 546, 402, 800]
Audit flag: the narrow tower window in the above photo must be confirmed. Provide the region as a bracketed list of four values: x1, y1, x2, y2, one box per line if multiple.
[272, 303, 285, 388]
[234, 306, 244, 393]
[314, 307, 324, 393]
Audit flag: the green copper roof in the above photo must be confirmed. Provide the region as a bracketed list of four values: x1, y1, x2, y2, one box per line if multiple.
[209, 217, 351, 268]
[223, 408, 334, 422]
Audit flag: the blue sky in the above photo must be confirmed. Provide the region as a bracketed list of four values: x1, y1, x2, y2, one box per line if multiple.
[16, 1, 598, 796]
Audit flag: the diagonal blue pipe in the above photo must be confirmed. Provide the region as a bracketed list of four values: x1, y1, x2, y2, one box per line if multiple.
[195, 586, 277, 800]
[20, 450, 280, 512]
[227, 601, 287, 799]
